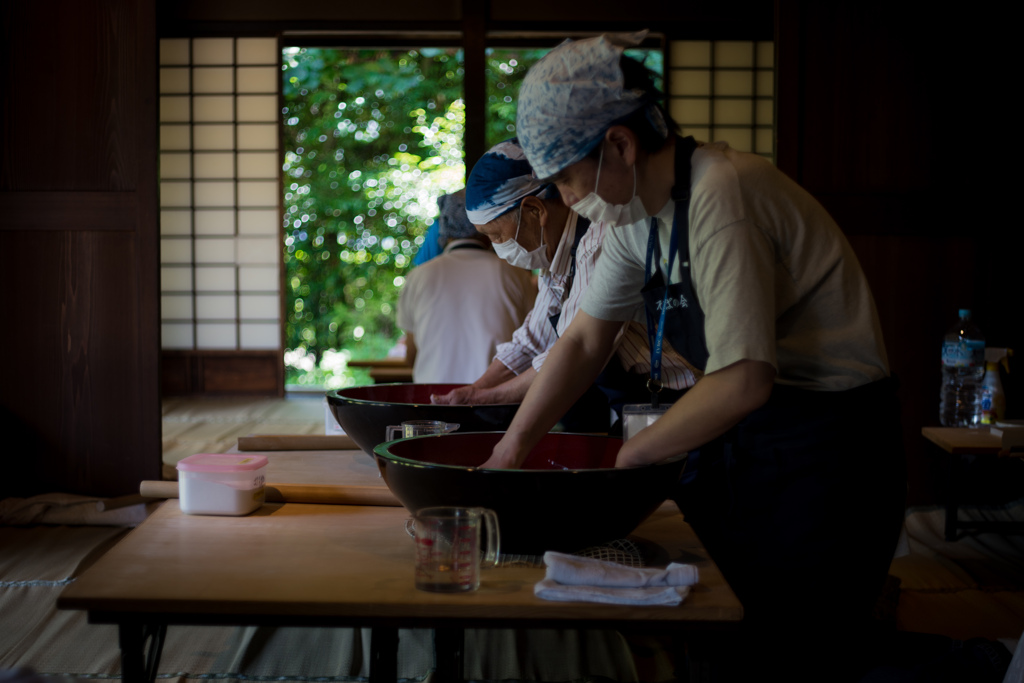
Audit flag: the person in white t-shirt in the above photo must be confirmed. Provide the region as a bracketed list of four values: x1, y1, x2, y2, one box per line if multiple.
[396, 190, 535, 384]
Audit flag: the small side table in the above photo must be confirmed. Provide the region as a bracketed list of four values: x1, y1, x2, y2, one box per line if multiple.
[921, 427, 1024, 541]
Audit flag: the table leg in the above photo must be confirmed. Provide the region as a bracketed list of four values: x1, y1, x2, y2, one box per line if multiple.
[369, 627, 399, 683]
[434, 627, 464, 683]
[118, 622, 166, 683]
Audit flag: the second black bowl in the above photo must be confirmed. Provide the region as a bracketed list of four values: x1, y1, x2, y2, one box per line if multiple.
[326, 383, 520, 456]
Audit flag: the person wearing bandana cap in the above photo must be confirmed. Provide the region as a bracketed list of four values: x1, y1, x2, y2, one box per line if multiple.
[395, 189, 535, 384]
[484, 32, 907, 681]
[431, 138, 698, 433]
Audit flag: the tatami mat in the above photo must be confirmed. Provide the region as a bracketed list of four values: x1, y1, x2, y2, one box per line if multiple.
[891, 502, 1024, 642]
[161, 394, 326, 476]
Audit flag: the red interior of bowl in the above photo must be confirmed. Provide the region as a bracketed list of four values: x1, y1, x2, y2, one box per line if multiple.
[337, 383, 467, 405]
[384, 432, 621, 470]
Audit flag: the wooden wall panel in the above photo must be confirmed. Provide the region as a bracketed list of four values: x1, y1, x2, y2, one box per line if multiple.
[161, 351, 283, 395]
[776, 1, 1021, 504]
[1, 230, 159, 496]
[0, 0, 160, 498]
[160, 0, 462, 24]
[491, 0, 773, 36]
[157, 0, 773, 36]
[1, 0, 139, 191]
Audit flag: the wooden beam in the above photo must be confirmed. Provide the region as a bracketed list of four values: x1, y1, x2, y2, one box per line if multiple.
[461, 0, 486, 175]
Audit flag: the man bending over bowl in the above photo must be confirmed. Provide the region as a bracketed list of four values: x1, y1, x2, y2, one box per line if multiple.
[431, 139, 697, 433]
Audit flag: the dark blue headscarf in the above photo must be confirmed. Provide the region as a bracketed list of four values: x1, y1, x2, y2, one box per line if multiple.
[465, 138, 547, 225]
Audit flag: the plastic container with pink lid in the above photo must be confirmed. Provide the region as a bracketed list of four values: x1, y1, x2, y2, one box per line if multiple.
[175, 453, 268, 516]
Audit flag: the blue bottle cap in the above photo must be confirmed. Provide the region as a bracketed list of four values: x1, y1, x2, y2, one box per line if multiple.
[958, 309, 971, 319]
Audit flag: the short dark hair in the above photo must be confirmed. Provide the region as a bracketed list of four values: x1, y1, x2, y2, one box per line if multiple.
[587, 54, 679, 159]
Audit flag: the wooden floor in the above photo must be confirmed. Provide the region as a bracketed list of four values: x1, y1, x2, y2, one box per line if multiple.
[161, 394, 326, 479]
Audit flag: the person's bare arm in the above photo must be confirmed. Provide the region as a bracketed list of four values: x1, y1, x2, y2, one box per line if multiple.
[481, 311, 623, 469]
[431, 363, 537, 405]
[615, 359, 775, 468]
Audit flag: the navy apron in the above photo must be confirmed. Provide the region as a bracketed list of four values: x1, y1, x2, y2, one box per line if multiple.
[640, 136, 706, 392]
[554, 215, 686, 433]
[640, 136, 906, 679]
[590, 137, 703, 434]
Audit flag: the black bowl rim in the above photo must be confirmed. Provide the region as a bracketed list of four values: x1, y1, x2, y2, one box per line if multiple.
[373, 431, 688, 473]
[326, 385, 520, 409]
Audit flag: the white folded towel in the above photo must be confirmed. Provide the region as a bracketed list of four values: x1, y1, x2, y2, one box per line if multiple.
[543, 551, 700, 587]
[534, 578, 690, 605]
[534, 551, 700, 606]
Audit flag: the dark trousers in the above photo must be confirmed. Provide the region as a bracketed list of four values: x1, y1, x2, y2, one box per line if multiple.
[674, 378, 908, 681]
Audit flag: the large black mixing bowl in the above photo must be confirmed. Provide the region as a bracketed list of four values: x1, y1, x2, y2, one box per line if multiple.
[326, 384, 519, 456]
[374, 432, 687, 555]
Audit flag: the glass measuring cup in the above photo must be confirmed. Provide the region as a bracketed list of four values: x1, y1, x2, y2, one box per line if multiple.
[409, 506, 500, 592]
[386, 420, 459, 442]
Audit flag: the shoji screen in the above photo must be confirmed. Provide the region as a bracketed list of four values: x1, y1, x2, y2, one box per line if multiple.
[668, 40, 774, 162]
[158, 37, 282, 353]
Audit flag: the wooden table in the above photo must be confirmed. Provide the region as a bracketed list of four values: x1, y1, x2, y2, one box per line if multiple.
[922, 426, 1023, 540]
[138, 446, 398, 507]
[236, 445, 385, 487]
[57, 500, 742, 683]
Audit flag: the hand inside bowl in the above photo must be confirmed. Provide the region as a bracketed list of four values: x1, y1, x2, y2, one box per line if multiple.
[430, 385, 479, 405]
[480, 431, 530, 469]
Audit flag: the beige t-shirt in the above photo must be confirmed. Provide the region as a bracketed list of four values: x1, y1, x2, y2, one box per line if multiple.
[397, 240, 537, 384]
[581, 141, 889, 391]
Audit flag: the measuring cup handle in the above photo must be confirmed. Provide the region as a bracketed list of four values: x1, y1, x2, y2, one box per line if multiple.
[386, 425, 401, 442]
[478, 508, 501, 568]
[444, 423, 460, 433]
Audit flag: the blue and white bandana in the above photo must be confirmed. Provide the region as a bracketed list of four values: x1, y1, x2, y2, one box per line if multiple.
[465, 139, 546, 225]
[516, 31, 664, 180]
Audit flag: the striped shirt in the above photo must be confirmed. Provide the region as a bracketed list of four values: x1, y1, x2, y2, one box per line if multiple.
[495, 213, 698, 390]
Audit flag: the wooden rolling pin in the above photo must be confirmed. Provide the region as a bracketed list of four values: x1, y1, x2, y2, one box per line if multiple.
[237, 434, 359, 451]
[139, 480, 400, 507]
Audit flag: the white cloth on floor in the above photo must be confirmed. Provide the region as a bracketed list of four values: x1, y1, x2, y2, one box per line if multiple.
[534, 551, 699, 605]
[0, 493, 155, 527]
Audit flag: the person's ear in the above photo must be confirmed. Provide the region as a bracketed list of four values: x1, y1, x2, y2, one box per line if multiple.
[604, 125, 638, 167]
[520, 195, 547, 227]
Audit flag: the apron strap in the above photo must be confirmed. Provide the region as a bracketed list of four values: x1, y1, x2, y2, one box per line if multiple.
[643, 136, 698, 407]
[548, 216, 591, 334]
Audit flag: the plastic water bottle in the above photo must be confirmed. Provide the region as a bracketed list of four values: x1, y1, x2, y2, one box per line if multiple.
[939, 309, 985, 427]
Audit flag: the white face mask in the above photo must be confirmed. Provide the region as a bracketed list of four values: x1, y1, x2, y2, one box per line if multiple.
[572, 143, 649, 228]
[492, 206, 550, 270]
